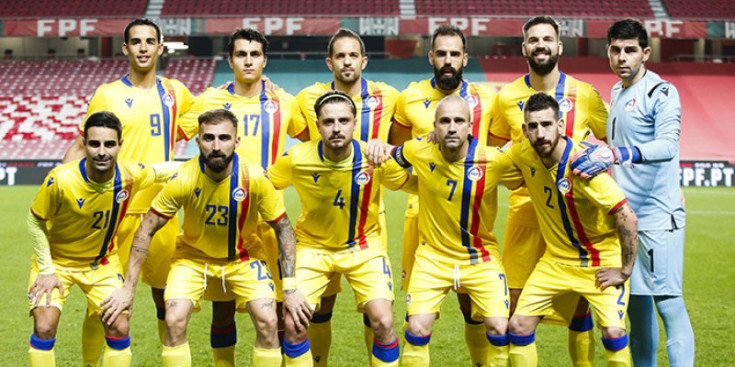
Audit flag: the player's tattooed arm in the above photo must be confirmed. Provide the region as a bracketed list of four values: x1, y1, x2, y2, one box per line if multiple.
[596, 203, 639, 290]
[270, 214, 296, 278]
[100, 210, 169, 325]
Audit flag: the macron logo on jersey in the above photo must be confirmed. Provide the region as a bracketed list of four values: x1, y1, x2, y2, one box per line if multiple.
[423, 100, 431, 109]
[517, 100, 525, 111]
[46, 177, 54, 186]
[125, 98, 133, 108]
[223, 103, 232, 110]
[194, 188, 201, 198]
[531, 167, 536, 177]
[76, 198, 85, 209]
[312, 173, 320, 183]
[429, 162, 436, 172]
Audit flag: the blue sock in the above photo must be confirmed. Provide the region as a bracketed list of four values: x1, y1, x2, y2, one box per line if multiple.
[105, 335, 131, 350]
[655, 295, 695, 367]
[210, 322, 237, 348]
[404, 330, 431, 346]
[156, 307, 166, 321]
[372, 337, 399, 363]
[602, 335, 628, 352]
[509, 331, 535, 346]
[569, 312, 594, 332]
[628, 295, 658, 367]
[30, 334, 55, 350]
[283, 338, 310, 358]
[486, 332, 510, 346]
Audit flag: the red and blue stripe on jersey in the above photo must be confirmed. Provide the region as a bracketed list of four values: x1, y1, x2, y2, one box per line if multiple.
[332, 78, 383, 141]
[121, 76, 178, 161]
[555, 137, 600, 267]
[459, 137, 492, 264]
[430, 79, 483, 139]
[228, 81, 283, 170]
[525, 72, 578, 138]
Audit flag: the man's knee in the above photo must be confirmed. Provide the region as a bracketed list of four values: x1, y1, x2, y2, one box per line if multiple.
[32, 307, 60, 339]
[509, 315, 536, 335]
[283, 313, 309, 343]
[485, 317, 508, 336]
[106, 314, 130, 337]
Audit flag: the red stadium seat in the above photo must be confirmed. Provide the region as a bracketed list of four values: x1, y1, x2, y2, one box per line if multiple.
[0, 0, 147, 17]
[663, 0, 735, 19]
[414, 0, 654, 17]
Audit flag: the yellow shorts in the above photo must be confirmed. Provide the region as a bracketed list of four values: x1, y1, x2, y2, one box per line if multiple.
[502, 201, 546, 290]
[28, 256, 124, 316]
[116, 213, 178, 289]
[400, 194, 420, 291]
[296, 247, 394, 313]
[406, 251, 509, 319]
[515, 258, 629, 329]
[165, 257, 275, 312]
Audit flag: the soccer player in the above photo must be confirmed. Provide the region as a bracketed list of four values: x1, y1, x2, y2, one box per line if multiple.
[292, 28, 400, 365]
[372, 95, 521, 366]
[27, 111, 178, 367]
[488, 15, 609, 366]
[388, 24, 498, 365]
[61, 18, 195, 365]
[504, 92, 638, 367]
[570, 19, 695, 367]
[100, 109, 311, 367]
[267, 91, 416, 367]
[178, 28, 307, 366]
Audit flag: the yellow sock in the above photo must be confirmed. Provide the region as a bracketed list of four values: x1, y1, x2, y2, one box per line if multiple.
[283, 352, 312, 367]
[307, 316, 331, 367]
[253, 347, 282, 367]
[102, 346, 132, 367]
[363, 324, 374, 358]
[158, 319, 167, 345]
[485, 333, 510, 367]
[605, 345, 631, 367]
[465, 321, 489, 366]
[82, 313, 105, 367]
[283, 338, 313, 367]
[403, 331, 430, 367]
[212, 346, 235, 367]
[162, 342, 191, 367]
[509, 343, 537, 367]
[568, 329, 595, 367]
[29, 347, 55, 367]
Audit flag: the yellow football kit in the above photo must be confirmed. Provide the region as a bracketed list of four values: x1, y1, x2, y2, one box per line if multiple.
[393, 78, 496, 289]
[151, 154, 285, 310]
[490, 73, 608, 289]
[267, 139, 414, 311]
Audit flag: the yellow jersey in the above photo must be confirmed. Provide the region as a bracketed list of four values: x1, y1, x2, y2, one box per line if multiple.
[151, 153, 285, 262]
[30, 159, 158, 268]
[180, 82, 304, 170]
[503, 138, 627, 267]
[294, 78, 399, 142]
[81, 75, 195, 214]
[391, 137, 523, 265]
[394, 78, 496, 143]
[267, 139, 414, 252]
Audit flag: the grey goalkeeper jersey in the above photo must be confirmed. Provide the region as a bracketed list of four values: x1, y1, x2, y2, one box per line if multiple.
[608, 70, 685, 231]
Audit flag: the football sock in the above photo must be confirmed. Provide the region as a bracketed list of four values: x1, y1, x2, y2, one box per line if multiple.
[628, 295, 658, 367]
[282, 337, 312, 367]
[371, 337, 399, 367]
[162, 342, 191, 367]
[308, 312, 332, 367]
[29, 334, 55, 367]
[602, 335, 632, 367]
[463, 311, 489, 366]
[363, 314, 375, 358]
[655, 295, 695, 367]
[253, 347, 283, 367]
[157, 307, 167, 345]
[509, 332, 537, 367]
[211, 322, 237, 367]
[486, 332, 510, 367]
[568, 312, 595, 367]
[102, 335, 132, 367]
[82, 312, 105, 367]
[402, 331, 431, 367]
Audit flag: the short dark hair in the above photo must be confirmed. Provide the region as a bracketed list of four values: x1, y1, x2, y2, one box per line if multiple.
[607, 18, 648, 49]
[522, 15, 560, 39]
[524, 92, 560, 118]
[124, 18, 162, 43]
[198, 109, 238, 128]
[431, 24, 466, 51]
[314, 90, 356, 120]
[84, 111, 123, 140]
[327, 28, 366, 57]
[228, 28, 269, 58]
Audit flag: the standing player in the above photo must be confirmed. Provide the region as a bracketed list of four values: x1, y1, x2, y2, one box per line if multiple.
[292, 28, 400, 365]
[380, 95, 521, 367]
[267, 91, 415, 367]
[388, 24, 498, 365]
[488, 15, 608, 366]
[505, 92, 638, 367]
[62, 18, 195, 366]
[27, 112, 178, 367]
[178, 28, 306, 366]
[570, 19, 695, 367]
[100, 109, 311, 367]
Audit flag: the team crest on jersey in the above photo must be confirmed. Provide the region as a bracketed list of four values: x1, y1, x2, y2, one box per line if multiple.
[125, 98, 133, 108]
[517, 100, 525, 111]
[223, 102, 232, 111]
[467, 166, 484, 181]
[423, 99, 431, 109]
[365, 95, 379, 109]
[162, 94, 174, 107]
[115, 190, 130, 203]
[76, 198, 85, 209]
[355, 171, 371, 186]
[625, 98, 636, 111]
[464, 95, 479, 108]
[559, 98, 573, 113]
[556, 178, 571, 194]
[264, 101, 278, 114]
[232, 187, 248, 202]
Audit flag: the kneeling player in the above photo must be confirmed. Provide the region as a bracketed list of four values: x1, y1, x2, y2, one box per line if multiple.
[101, 109, 311, 367]
[504, 93, 638, 366]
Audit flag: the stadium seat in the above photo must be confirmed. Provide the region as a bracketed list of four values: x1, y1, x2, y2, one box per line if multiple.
[0, 0, 146, 17]
[663, 0, 735, 19]
[414, 0, 654, 17]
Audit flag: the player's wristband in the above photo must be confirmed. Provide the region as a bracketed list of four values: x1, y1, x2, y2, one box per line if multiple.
[282, 277, 297, 290]
[613, 146, 641, 166]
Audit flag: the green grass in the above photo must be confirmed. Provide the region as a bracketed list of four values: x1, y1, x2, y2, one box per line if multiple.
[2, 186, 733, 366]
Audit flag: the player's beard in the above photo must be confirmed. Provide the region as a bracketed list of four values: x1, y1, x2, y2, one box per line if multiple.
[203, 152, 234, 173]
[434, 65, 464, 91]
[532, 136, 559, 158]
[527, 47, 559, 76]
[336, 68, 360, 85]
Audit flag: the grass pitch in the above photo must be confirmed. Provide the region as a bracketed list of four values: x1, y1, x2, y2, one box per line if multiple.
[1, 186, 732, 366]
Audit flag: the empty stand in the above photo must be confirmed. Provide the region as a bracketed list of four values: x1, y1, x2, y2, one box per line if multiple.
[0, 60, 128, 97]
[165, 58, 217, 95]
[664, 0, 735, 20]
[0, 0, 147, 18]
[415, 0, 653, 17]
[161, 0, 399, 16]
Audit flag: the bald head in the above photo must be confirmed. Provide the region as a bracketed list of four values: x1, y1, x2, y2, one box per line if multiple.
[434, 94, 473, 154]
[435, 94, 472, 122]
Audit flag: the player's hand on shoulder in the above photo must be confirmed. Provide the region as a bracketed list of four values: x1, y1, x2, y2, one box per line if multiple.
[595, 267, 628, 290]
[282, 289, 312, 332]
[366, 139, 393, 166]
[570, 142, 615, 179]
[29, 273, 64, 307]
[262, 75, 280, 92]
[100, 285, 135, 326]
